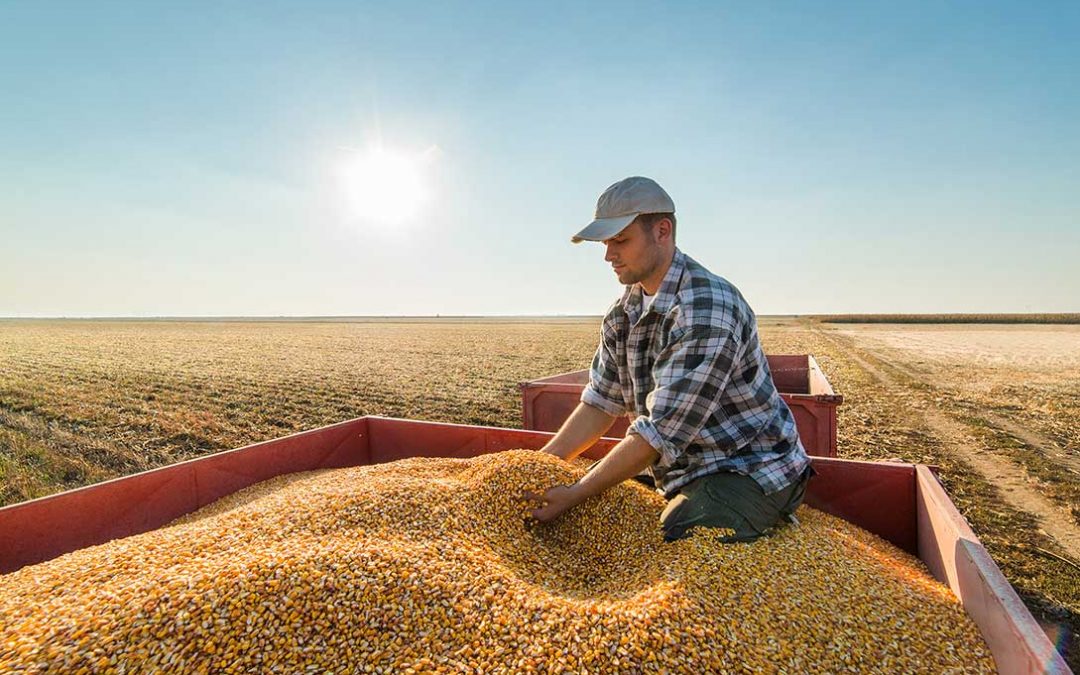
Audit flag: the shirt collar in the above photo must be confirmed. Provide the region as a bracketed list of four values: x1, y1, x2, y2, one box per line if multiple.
[621, 248, 687, 319]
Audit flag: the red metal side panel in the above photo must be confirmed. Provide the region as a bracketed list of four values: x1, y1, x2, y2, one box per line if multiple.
[767, 354, 811, 394]
[520, 384, 596, 436]
[826, 396, 838, 456]
[803, 457, 918, 554]
[915, 467, 1069, 674]
[608, 416, 631, 438]
[366, 416, 618, 464]
[521, 386, 536, 430]
[784, 396, 840, 458]
[520, 371, 841, 457]
[785, 399, 820, 456]
[0, 418, 370, 575]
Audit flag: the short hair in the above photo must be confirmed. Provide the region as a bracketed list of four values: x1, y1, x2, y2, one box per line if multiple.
[637, 212, 676, 241]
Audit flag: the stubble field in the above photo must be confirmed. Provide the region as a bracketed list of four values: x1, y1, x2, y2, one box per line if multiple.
[0, 317, 1077, 669]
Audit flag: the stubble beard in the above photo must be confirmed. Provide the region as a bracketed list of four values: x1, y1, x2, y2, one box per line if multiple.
[617, 249, 663, 287]
[616, 264, 643, 285]
[616, 269, 638, 285]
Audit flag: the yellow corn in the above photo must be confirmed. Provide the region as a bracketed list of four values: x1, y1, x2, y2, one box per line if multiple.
[0, 450, 995, 673]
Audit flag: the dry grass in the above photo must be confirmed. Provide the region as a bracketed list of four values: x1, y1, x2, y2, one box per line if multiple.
[1, 317, 1077, 669]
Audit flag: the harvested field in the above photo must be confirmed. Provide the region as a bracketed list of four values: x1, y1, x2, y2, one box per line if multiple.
[0, 319, 597, 504]
[819, 323, 1080, 538]
[814, 313, 1080, 324]
[0, 317, 1077, 669]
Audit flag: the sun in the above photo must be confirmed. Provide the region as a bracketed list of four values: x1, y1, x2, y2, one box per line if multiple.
[338, 144, 436, 225]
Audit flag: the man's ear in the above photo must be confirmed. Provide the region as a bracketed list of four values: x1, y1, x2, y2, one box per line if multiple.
[656, 217, 673, 243]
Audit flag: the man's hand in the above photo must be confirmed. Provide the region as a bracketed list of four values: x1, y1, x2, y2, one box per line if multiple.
[522, 484, 585, 522]
[524, 434, 660, 524]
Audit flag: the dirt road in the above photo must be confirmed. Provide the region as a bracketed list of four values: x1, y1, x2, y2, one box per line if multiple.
[815, 325, 1080, 561]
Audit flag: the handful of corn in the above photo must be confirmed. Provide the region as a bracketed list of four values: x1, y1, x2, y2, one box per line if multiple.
[0, 450, 995, 673]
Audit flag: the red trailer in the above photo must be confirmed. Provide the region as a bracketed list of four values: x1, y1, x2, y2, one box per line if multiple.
[0, 416, 1069, 674]
[520, 354, 843, 457]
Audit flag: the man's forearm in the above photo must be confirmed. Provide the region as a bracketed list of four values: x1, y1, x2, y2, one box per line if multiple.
[574, 433, 659, 500]
[541, 402, 618, 460]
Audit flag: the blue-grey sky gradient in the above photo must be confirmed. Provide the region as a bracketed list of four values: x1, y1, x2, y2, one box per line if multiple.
[2, 1, 1077, 316]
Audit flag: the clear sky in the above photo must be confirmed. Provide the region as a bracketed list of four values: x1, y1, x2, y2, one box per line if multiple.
[2, 1, 1077, 317]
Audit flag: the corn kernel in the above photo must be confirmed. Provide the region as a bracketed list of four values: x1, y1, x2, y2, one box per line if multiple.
[0, 450, 995, 673]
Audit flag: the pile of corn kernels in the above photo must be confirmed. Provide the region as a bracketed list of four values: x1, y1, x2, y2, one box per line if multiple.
[0, 450, 995, 673]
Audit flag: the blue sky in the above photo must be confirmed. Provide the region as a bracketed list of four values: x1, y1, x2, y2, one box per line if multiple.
[2, 1, 1077, 316]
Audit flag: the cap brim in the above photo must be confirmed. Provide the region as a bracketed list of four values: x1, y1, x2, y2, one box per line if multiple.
[570, 213, 638, 244]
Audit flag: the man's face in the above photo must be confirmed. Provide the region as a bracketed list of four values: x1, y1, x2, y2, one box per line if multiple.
[603, 220, 663, 286]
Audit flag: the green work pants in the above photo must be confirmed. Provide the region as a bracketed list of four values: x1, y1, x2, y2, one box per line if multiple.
[659, 466, 814, 542]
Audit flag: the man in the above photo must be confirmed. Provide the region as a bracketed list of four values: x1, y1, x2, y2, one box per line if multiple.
[526, 176, 813, 542]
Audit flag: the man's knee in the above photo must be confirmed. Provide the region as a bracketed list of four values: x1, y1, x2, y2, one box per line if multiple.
[660, 494, 700, 542]
[659, 475, 768, 543]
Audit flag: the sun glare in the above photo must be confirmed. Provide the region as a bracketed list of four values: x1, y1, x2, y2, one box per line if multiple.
[338, 145, 436, 226]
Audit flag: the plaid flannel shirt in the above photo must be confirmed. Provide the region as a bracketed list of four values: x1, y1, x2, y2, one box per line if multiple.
[581, 248, 810, 497]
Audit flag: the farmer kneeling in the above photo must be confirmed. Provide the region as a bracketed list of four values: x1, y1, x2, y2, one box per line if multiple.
[526, 176, 813, 542]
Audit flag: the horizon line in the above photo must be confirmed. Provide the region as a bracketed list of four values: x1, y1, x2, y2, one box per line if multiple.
[2, 312, 1078, 322]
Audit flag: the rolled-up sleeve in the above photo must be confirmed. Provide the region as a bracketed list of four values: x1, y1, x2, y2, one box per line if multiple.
[629, 326, 743, 467]
[580, 318, 627, 417]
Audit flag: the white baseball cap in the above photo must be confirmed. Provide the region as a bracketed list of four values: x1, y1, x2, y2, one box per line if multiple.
[571, 176, 675, 243]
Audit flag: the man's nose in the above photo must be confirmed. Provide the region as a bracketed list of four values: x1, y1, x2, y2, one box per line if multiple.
[604, 244, 616, 262]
